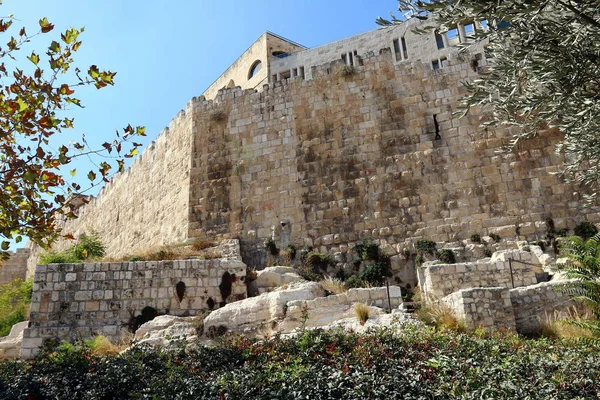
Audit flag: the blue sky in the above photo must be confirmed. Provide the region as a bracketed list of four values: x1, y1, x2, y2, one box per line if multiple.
[3, 1, 398, 249]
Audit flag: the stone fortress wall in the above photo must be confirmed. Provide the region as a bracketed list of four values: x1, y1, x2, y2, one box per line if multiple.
[26, 21, 600, 273]
[26, 106, 194, 277]
[0, 249, 30, 285]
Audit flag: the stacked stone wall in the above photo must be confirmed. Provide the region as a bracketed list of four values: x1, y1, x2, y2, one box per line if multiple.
[0, 248, 29, 285]
[509, 281, 578, 335]
[419, 249, 541, 300]
[21, 255, 246, 358]
[442, 287, 516, 331]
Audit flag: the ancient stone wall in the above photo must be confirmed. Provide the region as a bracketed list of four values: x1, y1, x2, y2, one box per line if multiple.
[26, 105, 194, 278]
[29, 42, 600, 272]
[191, 49, 600, 268]
[419, 250, 542, 300]
[509, 281, 578, 335]
[441, 287, 516, 331]
[21, 245, 246, 358]
[0, 248, 29, 285]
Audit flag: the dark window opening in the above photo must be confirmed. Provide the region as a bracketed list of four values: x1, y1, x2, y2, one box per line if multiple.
[299, 66, 305, 79]
[401, 37, 408, 59]
[349, 52, 354, 66]
[432, 60, 440, 70]
[341, 53, 348, 64]
[248, 60, 262, 79]
[272, 51, 289, 58]
[280, 70, 291, 80]
[435, 31, 445, 49]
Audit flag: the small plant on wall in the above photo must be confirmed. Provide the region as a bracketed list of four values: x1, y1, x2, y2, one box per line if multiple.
[438, 249, 456, 264]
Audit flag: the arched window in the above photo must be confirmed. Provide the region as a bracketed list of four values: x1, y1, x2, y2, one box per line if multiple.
[248, 60, 262, 79]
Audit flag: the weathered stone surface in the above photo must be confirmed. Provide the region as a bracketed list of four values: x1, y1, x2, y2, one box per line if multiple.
[0, 248, 29, 285]
[510, 280, 578, 335]
[203, 281, 325, 333]
[255, 266, 304, 293]
[420, 249, 543, 300]
[442, 288, 516, 331]
[0, 321, 28, 359]
[21, 241, 248, 359]
[133, 315, 199, 347]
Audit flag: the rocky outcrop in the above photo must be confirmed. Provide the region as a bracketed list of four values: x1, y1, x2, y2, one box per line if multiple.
[254, 266, 304, 294]
[133, 315, 200, 347]
[203, 281, 325, 333]
[280, 286, 403, 331]
[0, 321, 28, 359]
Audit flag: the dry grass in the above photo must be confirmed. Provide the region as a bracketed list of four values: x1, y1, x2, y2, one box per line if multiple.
[416, 301, 466, 332]
[354, 302, 370, 325]
[536, 307, 595, 340]
[190, 238, 216, 252]
[85, 335, 129, 356]
[320, 277, 348, 294]
[103, 242, 222, 262]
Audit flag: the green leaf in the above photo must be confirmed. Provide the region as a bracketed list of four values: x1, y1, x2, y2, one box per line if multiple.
[70, 169, 76, 177]
[1, 241, 9, 251]
[27, 52, 39, 65]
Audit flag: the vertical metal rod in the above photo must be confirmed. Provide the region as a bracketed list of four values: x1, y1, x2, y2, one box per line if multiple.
[508, 257, 515, 288]
[386, 280, 392, 313]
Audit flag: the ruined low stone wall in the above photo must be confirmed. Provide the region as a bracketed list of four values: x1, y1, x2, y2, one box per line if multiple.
[0, 248, 29, 286]
[509, 281, 578, 335]
[21, 256, 246, 358]
[419, 250, 542, 300]
[442, 287, 516, 331]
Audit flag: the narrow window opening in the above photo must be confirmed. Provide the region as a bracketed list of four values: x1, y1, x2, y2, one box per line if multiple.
[447, 27, 460, 46]
[435, 31, 445, 49]
[432, 60, 440, 70]
[272, 51, 289, 58]
[393, 39, 401, 61]
[280, 70, 291, 80]
[440, 56, 447, 68]
[299, 66, 305, 79]
[341, 53, 348, 64]
[401, 37, 408, 59]
[348, 52, 354, 66]
[464, 23, 475, 37]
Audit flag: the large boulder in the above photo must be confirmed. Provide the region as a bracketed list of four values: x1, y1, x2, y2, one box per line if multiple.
[134, 315, 199, 347]
[203, 281, 325, 333]
[254, 266, 304, 294]
[0, 321, 28, 359]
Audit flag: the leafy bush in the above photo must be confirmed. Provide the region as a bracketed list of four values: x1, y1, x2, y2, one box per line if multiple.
[2, 329, 600, 399]
[305, 251, 334, 271]
[39, 231, 105, 264]
[337, 64, 356, 77]
[470, 233, 481, 243]
[359, 261, 392, 285]
[483, 247, 493, 258]
[574, 221, 598, 240]
[438, 249, 456, 264]
[556, 228, 570, 237]
[415, 239, 437, 256]
[355, 240, 379, 260]
[0, 279, 32, 336]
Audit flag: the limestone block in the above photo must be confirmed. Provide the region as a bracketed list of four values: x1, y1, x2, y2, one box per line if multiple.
[203, 281, 325, 333]
[255, 266, 304, 290]
[133, 315, 199, 347]
[0, 321, 28, 359]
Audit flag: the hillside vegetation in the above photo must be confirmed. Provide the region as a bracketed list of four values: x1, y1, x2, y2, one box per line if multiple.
[1, 328, 598, 399]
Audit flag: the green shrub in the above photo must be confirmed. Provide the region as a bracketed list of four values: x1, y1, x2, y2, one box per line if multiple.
[489, 233, 502, 242]
[556, 228, 569, 237]
[39, 251, 79, 264]
[483, 247, 493, 258]
[305, 251, 334, 271]
[71, 232, 105, 260]
[356, 240, 379, 260]
[470, 233, 481, 243]
[39, 231, 105, 264]
[438, 249, 456, 264]
[574, 221, 598, 240]
[1, 329, 600, 399]
[0, 279, 32, 336]
[415, 239, 437, 256]
[359, 261, 392, 285]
